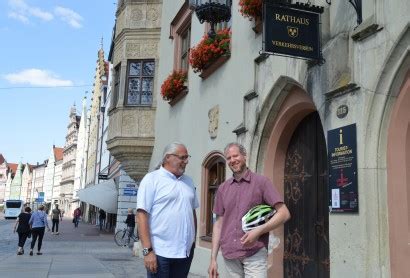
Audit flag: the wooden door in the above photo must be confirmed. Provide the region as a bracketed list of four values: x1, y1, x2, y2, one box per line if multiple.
[283, 112, 329, 278]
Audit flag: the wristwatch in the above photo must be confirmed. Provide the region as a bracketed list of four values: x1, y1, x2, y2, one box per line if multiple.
[142, 247, 153, 256]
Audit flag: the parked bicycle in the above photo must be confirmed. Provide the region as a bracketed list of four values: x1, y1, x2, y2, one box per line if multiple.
[114, 227, 139, 247]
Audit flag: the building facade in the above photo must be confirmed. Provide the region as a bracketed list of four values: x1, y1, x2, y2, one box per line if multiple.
[60, 105, 80, 213]
[43, 146, 63, 205]
[0, 154, 7, 204]
[152, 0, 410, 277]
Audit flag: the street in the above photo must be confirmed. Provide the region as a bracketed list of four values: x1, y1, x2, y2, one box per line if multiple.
[0, 212, 204, 278]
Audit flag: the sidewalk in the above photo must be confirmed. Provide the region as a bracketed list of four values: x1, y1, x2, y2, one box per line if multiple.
[0, 217, 146, 278]
[0, 217, 205, 278]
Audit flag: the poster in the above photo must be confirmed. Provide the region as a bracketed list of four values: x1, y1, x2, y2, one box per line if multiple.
[328, 124, 359, 213]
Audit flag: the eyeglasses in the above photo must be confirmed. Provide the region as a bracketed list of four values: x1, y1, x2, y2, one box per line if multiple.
[169, 154, 191, 161]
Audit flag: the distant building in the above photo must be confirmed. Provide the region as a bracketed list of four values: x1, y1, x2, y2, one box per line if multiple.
[43, 146, 63, 205]
[20, 163, 33, 203]
[0, 154, 8, 203]
[4, 163, 17, 200]
[60, 104, 81, 213]
[30, 162, 46, 205]
[9, 162, 23, 200]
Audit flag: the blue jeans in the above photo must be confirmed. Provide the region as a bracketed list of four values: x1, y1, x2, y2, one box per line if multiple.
[147, 244, 195, 278]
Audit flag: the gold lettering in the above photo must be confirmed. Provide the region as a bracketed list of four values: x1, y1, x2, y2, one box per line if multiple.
[274, 13, 310, 25]
[272, 40, 314, 52]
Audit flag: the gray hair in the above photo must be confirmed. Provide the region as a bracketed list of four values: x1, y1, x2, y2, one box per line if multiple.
[224, 142, 247, 156]
[153, 142, 186, 170]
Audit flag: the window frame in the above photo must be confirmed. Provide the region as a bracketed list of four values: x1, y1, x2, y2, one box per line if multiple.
[200, 151, 226, 247]
[125, 59, 155, 106]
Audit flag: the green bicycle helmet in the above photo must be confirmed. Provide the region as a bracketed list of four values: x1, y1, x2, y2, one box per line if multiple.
[242, 204, 276, 232]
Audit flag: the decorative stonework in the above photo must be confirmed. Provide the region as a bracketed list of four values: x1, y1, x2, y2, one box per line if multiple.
[126, 42, 141, 58]
[147, 8, 159, 21]
[116, 12, 125, 35]
[141, 42, 158, 58]
[131, 8, 144, 21]
[208, 105, 219, 139]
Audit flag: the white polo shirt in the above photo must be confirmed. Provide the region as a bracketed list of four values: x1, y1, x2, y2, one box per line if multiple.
[137, 167, 199, 258]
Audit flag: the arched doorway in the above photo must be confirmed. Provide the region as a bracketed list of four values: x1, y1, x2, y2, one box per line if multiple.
[283, 112, 329, 277]
[387, 71, 410, 277]
[254, 83, 330, 277]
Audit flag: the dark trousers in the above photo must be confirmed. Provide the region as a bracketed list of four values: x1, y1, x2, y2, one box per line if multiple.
[99, 218, 105, 230]
[18, 232, 30, 248]
[30, 227, 45, 251]
[147, 244, 195, 278]
[52, 219, 59, 232]
[74, 216, 80, 227]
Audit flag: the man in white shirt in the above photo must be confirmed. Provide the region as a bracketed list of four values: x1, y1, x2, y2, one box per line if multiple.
[137, 142, 198, 277]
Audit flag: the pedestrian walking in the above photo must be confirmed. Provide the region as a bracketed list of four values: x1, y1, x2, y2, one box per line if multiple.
[137, 142, 198, 278]
[99, 209, 106, 231]
[13, 206, 32, 255]
[125, 208, 135, 244]
[28, 205, 50, 256]
[73, 207, 82, 228]
[51, 204, 62, 235]
[208, 142, 291, 278]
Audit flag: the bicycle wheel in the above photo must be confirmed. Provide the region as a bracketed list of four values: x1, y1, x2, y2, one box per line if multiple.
[114, 230, 127, 246]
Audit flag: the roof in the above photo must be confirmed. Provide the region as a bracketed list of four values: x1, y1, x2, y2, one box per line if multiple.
[0, 153, 4, 164]
[53, 147, 64, 161]
[8, 163, 18, 176]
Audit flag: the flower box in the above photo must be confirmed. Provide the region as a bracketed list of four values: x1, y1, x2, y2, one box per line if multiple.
[160, 70, 188, 104]
[199, 54, 230, 79]
[239, 0, 262, 20]
[189, 28, 231, 78]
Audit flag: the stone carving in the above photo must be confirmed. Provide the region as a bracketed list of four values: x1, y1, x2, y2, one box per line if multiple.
[141, 42, 158, 58]
[126, 43, 141, 58]
[147, 8, 159, 21]
[116, 13, 125, 34]
[208, 105, 219, 139]
[131, 8, 144, 22]
[122, 114, 136, 135]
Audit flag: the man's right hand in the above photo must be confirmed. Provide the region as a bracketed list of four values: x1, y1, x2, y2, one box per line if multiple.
[208, 259, 219, 278]
[144, 252, 157, 274]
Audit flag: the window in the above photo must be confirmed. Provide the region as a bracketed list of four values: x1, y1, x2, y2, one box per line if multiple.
[180, 26, 191, 71]
[200, 152, 226, 243]
[126, 60, 155, 106]
[170, 2, 193, 71]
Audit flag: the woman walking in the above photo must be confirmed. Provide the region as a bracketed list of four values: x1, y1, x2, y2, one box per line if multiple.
[28, 205, 50, 256]
[13, 206, 32, 255]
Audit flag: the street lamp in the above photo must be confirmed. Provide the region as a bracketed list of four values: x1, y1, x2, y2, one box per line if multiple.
[189, 0, 232, 38]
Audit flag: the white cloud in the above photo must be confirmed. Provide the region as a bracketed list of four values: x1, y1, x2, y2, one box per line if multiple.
[7, 0, 53, 23]
[8, 11, 29, 23]
[3, 69, 74, 87]
[54, 6, 83, 29]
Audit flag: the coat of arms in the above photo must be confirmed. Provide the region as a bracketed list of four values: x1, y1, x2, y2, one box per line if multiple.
[287, 26, 298, 38]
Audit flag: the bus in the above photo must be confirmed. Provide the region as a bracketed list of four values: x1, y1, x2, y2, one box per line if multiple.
[4, 200, 24, 219]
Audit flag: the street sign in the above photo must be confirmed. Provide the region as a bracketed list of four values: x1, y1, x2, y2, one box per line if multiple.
[123, 188, 138, 196]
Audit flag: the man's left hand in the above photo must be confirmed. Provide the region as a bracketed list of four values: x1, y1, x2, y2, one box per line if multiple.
[240, 229, 261, 247]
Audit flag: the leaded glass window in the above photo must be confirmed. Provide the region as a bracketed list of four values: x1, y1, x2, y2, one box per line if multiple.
[126, 60, 155, 105]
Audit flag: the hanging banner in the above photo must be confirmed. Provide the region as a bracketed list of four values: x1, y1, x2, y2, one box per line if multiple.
[264, 3, 322, 60]
[328, 124, 359, 213]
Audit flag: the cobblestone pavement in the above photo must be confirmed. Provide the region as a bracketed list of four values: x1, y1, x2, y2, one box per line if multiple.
[0, 212, 205, 278]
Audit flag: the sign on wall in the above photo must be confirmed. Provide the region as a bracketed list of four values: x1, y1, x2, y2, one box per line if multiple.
[264, 3, 323, 61]
[328, 124, 359, 213]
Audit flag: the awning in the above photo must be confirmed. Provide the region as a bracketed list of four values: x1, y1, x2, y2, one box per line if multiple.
[77, 179, 118, 214]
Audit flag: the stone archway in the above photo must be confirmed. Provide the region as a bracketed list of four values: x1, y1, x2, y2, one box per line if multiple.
[253, 82, 328, 277]
[366, 26, 410, 277]
[387, 70, 410, 277]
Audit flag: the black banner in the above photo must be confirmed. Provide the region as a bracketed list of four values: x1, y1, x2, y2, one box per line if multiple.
[264, 3, 321, 60]
[328, 124, 359, 213]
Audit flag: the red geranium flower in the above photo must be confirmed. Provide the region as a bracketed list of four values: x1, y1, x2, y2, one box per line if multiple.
[160, 70, 187, 101]
[239, 0, 262, 20]
[189, 28, 231, 73]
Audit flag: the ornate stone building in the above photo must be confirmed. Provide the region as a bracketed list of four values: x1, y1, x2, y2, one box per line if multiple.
[153, 0, 410, 277]
[106, 0, 162, 182]
[73, 97, 88, 208]
[60, 105, 81, 213]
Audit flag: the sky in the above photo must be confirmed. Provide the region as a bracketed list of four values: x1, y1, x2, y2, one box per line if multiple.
[0, 0, 116, 164]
